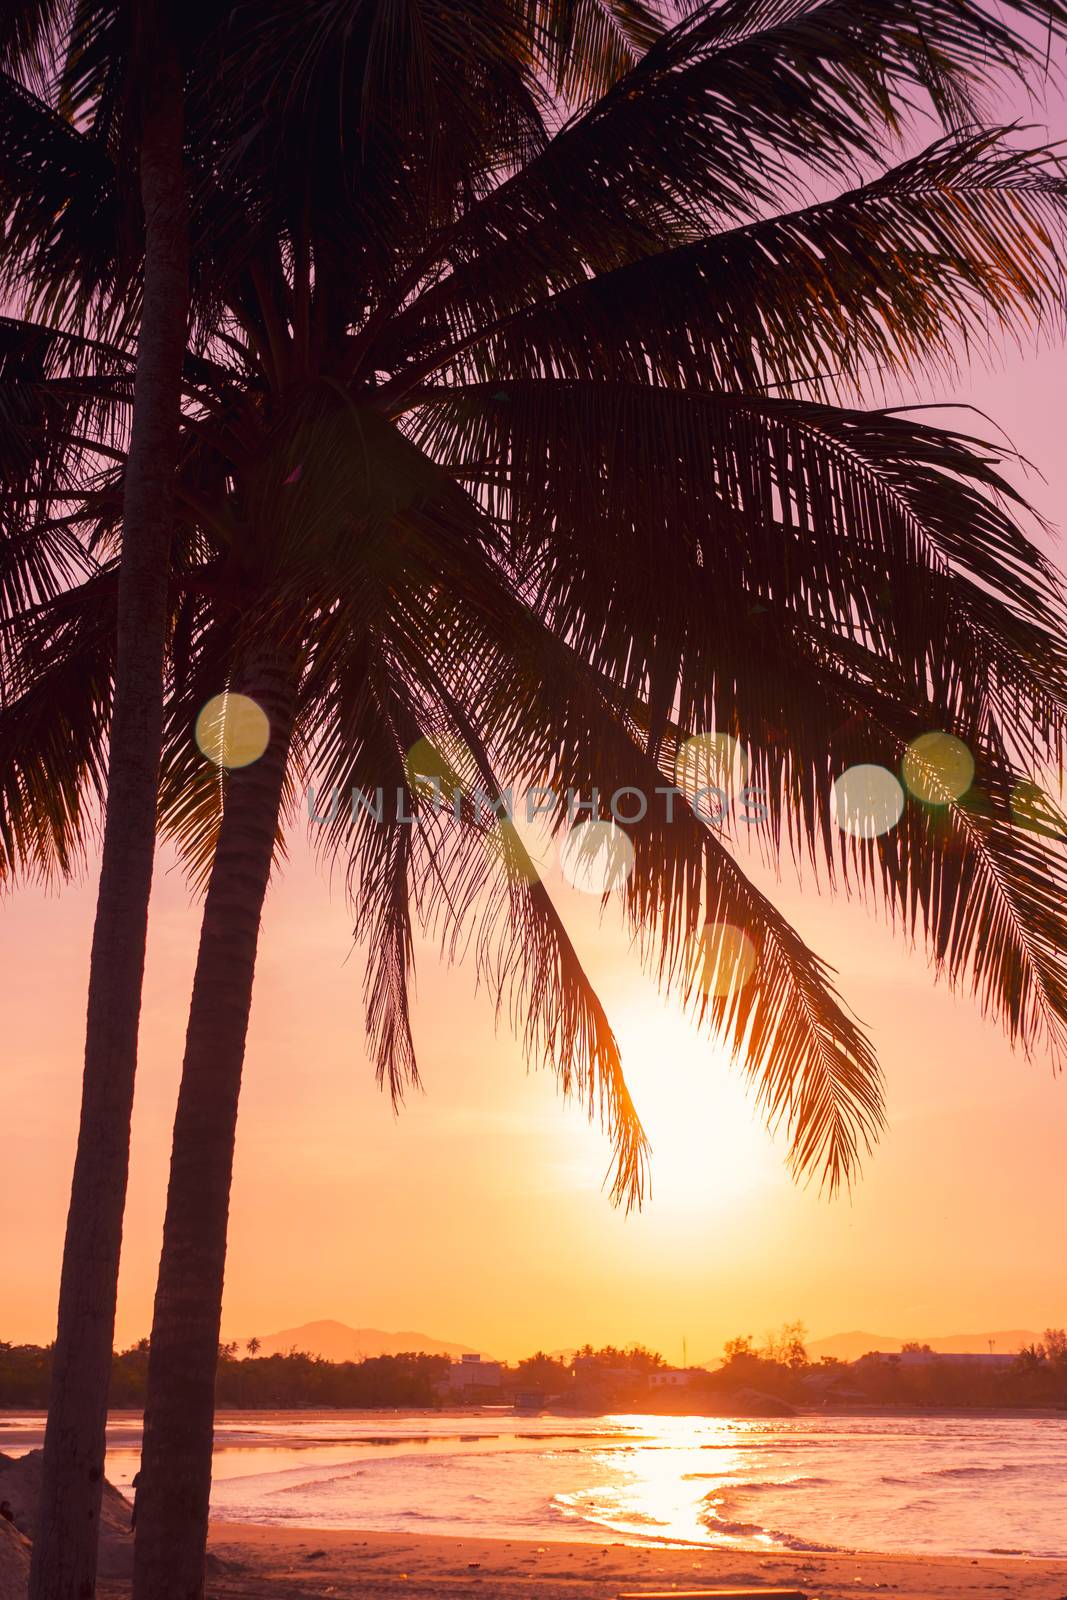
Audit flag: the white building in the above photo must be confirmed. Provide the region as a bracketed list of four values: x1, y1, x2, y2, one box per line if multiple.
[649, 1368, 692, 1388]
[443, 1353, 502, 1393]
[854, 1350, 1017, 1369]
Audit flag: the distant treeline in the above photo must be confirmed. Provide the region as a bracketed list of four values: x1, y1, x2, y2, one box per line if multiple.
[0, 1342, 451, 1409]
[712, 1324, 1067, 1410]
[2, 1326, 1066, 1410]
[0, 1340, 670, 1410]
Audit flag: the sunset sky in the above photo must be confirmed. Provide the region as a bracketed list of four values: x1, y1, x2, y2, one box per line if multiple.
[5, 226, 1067, 1364]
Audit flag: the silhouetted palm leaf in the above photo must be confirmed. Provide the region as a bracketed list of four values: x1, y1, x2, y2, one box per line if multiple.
[401, 132, 1067, 399]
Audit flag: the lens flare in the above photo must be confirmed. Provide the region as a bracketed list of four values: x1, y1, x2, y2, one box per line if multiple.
[675, 732, 748, 794]
[902, 731, 974, 804]
[698, 922, 757, 998]
[560, 820, 635, 895]
[404, 735, 471, 803]
[195, 693, 270, 769]
[833, 764, 905, 839]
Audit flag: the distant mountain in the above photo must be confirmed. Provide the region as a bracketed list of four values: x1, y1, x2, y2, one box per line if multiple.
[805, 1329, 1039, 1362]
[237, 1320, 479, 1362]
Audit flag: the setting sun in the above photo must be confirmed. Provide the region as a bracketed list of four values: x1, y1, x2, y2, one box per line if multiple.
[608, 1002, 779, 1212]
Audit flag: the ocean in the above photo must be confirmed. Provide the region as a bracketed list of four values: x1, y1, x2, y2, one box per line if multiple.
[3, 1410, 1065, 1558]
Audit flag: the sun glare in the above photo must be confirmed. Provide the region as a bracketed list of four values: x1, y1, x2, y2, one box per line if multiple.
[612, 1003, 779, 1213]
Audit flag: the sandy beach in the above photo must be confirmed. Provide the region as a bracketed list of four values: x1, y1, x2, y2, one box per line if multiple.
[92, 1523, 1061, 1600]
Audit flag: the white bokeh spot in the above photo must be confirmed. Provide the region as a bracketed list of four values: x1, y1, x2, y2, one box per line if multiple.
[560, 820, 635, 895]
[833, 764, 905, 839]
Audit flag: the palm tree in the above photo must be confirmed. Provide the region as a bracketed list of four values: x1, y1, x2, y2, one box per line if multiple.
[4, 2, 1067, 1594]
[118, 123, 1067, 1600]
[1, 5, 192, 1594]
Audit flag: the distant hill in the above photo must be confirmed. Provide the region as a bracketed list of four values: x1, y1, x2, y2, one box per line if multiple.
[237, 1320, 479, 1362]
[805, 1329, 1039, 1363]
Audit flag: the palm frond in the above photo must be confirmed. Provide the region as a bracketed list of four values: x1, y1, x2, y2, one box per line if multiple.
[396, 667, 650, 1206]
[0, 568, 113, 884]
[0, 0, 71, 98]
[0, 315, 126, 617]
[375, 0, 1067, 366]
[394, 132, 1067, 400]
[524, 0, 665, 100]
[818, 684, 1067, 1064]
[0, 68, 133, 336]
[409, 380, 1067, 740]
[471, 607, 887, 1191]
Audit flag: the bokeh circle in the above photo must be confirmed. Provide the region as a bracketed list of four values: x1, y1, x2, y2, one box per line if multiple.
[195, 693, 270, 769]
[902, 731, 974, 805]
[560, 820, 635, 895]
[699, 921, 757, 998]
[833, 764, 905, 839]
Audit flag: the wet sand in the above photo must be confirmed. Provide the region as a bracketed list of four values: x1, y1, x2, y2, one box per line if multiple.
[122, 1522, 1067, 1599]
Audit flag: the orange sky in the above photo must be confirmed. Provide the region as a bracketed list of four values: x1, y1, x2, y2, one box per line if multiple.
[3, 345, 1066, 1365]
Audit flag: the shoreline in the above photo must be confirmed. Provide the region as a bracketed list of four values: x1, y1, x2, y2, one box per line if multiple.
[5, 1402, 1067, 1420]
[192, 1523, 1067, 1599]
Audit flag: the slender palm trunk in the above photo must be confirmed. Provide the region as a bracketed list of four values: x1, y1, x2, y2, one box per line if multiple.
[29, 26, 188, 1600]
[133, 652, 296, 1600]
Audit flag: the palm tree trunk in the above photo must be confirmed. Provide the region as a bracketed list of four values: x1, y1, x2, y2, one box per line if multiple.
[29, 20, 188, 1600]
[133, 651, 297, 1600]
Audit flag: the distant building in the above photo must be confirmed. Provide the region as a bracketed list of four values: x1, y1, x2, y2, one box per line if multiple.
[648, 1368, 692, 1389]
[442, 1353, 502, 1394]
[854, 1350, 1018, 1369]
[514, 1389, 547, 1410]
[802, 1368, 872, 1404]
[573, 1356, 641, 1384]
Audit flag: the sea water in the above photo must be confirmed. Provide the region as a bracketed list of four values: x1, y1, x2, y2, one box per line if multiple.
[3, 1409, 1065, 1557]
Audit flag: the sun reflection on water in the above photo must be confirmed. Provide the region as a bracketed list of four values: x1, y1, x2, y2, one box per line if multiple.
[554, 1415, 774, 1547]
